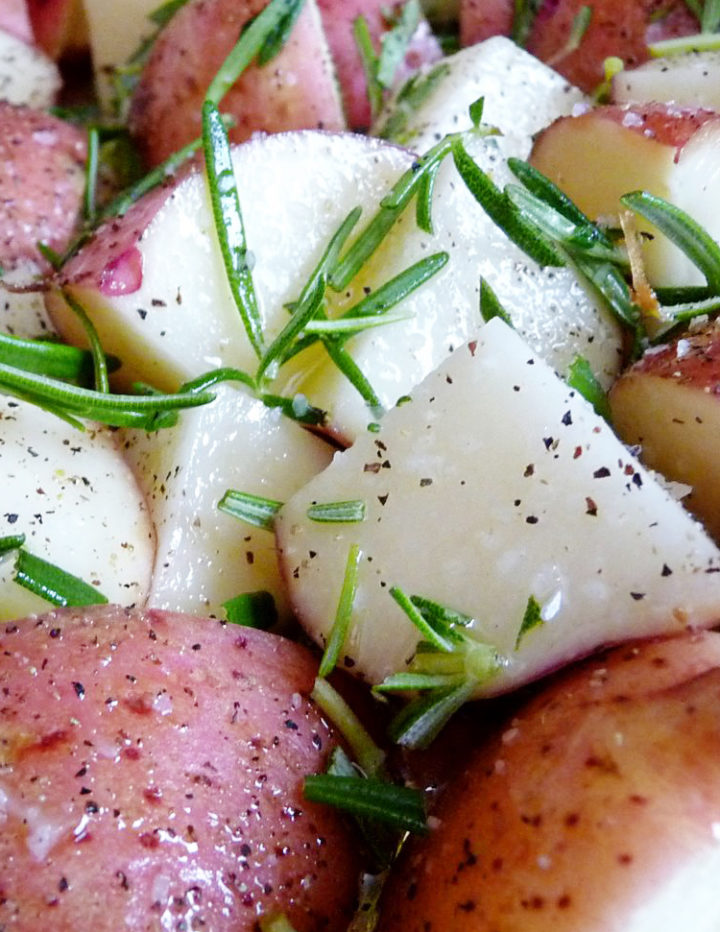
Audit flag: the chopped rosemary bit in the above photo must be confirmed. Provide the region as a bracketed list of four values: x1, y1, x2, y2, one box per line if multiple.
[61, 291, 110, 394]
[202, 101, 265, 359]
[376, 0, 421, 90]
[0, 535, 109, 608]
[318, 543, 362, 677]
[567, 355, 612, 421]
[205, 0, 306, 106]
[303, 774, 428, 834]
[0, 333, 115, 383]
[83, 126, 100, 223]
[546, 5, 592, 65]
[387, 678, 476, 749]
[354, 15, 384, 121]
[307, 500, 367, 523]
[218, 490, 282, 531]
[223, 591, 277, 628]
[649, 30, 720, 55]
[377, 62, 451, 143]
[515, 593, 544, 649]
[511, 0, 544, 47]
[311, 678, 386, 777]
[479, 277, 514, 326]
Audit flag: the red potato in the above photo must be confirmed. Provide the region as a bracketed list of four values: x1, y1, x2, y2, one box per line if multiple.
[316, 0, 442, 130]
[0, 604, 361, 932]
[610, 320, 720, 543]
[459, 0, 512, 45]
[0, 0, 32, 42]
[529, 102, 720, 286]
[129, 0, 345, 168]
[460, 0, 699, 93]
[378, 629, 720, 931]
[26, 0, 87, 58]
[0, 100, 86, 274]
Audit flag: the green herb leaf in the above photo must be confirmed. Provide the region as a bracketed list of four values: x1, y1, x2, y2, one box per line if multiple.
[304, 774, 428, 834]
[14, 550, 108, 607]
[567, 355, 612, 421]
[223, 590, 277, 628]
[205, 0, 305, 106]
[202, 100, 265, 359]
[512, 0, 544, 46]
[318, 543, 362, 677]
[376, 0, 421, 89]
[479, 277, 514, 325]
[311, 678, 386, 777]
[354, 15, 383, 121]
[515, 594, 544, 649]
[307, 500, 367, 523]
[621, 189, 720, 292]
[218, 490, 282, 530]
[387, 678, 477, 749]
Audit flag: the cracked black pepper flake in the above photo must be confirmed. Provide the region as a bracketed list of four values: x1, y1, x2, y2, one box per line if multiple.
[419, 478, 432, 487]
[561, 411, 573, 426]
[630, 592, 645, 601]
[661, 564, 672, 577]
[593, 467, 611, 479]
[585, 497, 598, 516]
[72, 681, 85, 699]
[526, 515, 539, 525]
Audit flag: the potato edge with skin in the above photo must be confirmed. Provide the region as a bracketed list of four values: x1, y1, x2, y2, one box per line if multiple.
[276, 318, 720, 695]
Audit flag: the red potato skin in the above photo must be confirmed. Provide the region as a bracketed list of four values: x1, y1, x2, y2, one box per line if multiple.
[316, 0, 442, 130]
[459, 0, 513, 45]
[0, 101, 86, 272]
[460, 0, 699, 92]
[0, 0, 32, 43]
[129, 0, 346, 168]
[0, 605, 360, 932]
[378, 631, 720, 931]
[26, 0, 85, 57]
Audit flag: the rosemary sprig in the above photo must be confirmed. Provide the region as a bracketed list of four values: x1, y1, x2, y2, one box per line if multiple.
[217, 490, 282, 530]
[318, 543, 362, 677]
[304, 773, 427, 835]
[0, 535, 107, 607]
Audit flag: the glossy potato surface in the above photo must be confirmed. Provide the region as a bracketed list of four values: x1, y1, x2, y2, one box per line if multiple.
[378, 631, 720, 931]
[0, 605, 359, 932]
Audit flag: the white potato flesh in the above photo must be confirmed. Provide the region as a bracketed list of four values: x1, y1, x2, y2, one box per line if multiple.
[276, 319, 720, 695]
[120, 383, 333, 620]
[49, 132, 420, 392]
[0, 27, 59, 107]
[612, 50, 720, 110]
[0, 396, 154, 619]
[1, 266, 56, 340]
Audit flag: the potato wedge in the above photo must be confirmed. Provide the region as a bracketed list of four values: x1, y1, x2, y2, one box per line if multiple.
[0, 26, 60, 107]
[276, 319, 720, 694]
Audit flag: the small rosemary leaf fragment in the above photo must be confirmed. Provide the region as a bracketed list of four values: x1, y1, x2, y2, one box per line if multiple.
[354, 15, 383, 121]
[218, 490, 282, 531]
[479, 276, 514, 326]
[61, 291, 110, 394]
[376, 0, 421, 89]
[312, 678, 386, 777]
[515, 593, 543, 650]
[318, 543, 362, 678]
[307, 500, 367, 523]
[303, 774, 428, 834]
[0, 333, 111, 384]
[388, 678, 477, 749]
[567, 355, 612, 421]
[223, 590, 277, 629]
[0, 534, 25, 557]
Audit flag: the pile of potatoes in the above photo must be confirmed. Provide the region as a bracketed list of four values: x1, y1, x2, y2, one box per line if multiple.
[3, 1, 720, 930]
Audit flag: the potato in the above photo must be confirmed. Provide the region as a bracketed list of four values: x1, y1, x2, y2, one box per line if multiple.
[0, 0, 32, 42]
[0, 394, 155, 619]
[276, 319, 720, 694]
[128, 0, 345, 167]
[612, 49, 720, 110]
[26, 0, 87, 59]
[120, 382, 333, 621]
[316, 0, 442, 130]
[460, 0, 699, 93]
[0, 25, 60, 107]
[0, 101, 86, 274]
[377, 629, 720, 931]
[0, 604, 361, 931]
[459, 0, 512, 45]
[609, 319, 720, 543]
[529, 102, 720, 287]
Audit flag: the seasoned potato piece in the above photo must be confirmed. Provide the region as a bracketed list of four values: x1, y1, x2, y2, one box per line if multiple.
[378, 630, 720, 931]
[0, 101, 85, 273]
[0, 605, 361, 932]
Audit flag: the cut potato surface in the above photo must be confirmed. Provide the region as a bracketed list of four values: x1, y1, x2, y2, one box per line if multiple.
[0, 604, 360, 932]
[612, 49, 720, 110]
[0, 26, 60, 107]
[120, 382, 333, 620]
[0, 395, 154, 619]
[377, 630, 720, 931]
[276, 319, 720, 694]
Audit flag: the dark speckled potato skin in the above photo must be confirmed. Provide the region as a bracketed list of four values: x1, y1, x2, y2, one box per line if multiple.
[378, 631, 720, 931]
[0, 605, 360, 932]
